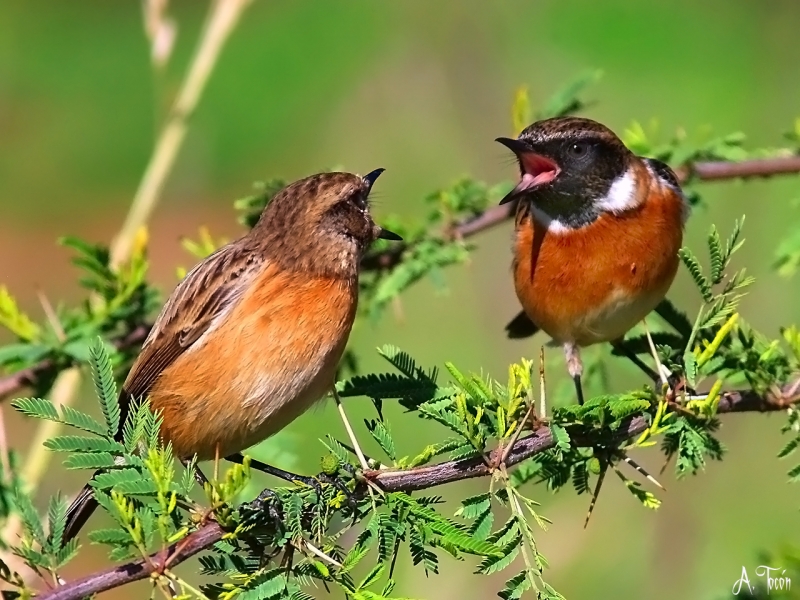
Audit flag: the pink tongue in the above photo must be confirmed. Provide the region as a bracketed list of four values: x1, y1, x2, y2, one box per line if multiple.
[520, 154, 558, 188]
[520, 169, 557, 190]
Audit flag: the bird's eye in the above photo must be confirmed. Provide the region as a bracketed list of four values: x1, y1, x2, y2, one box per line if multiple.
[349, 192, 367, 211]
[569, 142, 589, 156]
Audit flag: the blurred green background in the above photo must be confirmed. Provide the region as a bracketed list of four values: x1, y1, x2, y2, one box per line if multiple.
[2, 0, 800, 598]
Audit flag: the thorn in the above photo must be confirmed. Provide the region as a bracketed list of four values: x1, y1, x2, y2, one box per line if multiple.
[618, 451, 666, 491]
[660, 452, 674, 475]
[37, 288, 66, 342]
[584, 461, 607, 528]
[642, 318, 668, 387]
[332, 387, 369, 471]
[539, 346, 546, 419]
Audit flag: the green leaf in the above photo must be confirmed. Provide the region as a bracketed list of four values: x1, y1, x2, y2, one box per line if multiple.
[321, 435, 351, 466]
[58, 406, 107, 436]
[679, 247, 713, 302]
[476, 542, 520, 575]
[54, 539, 79, 569]
[511, 86, 531, 134]
[708, 225, 724, 284]
[0, 343, 49, 366]
[87, 528, 133, 546]
[378, 345, 437, 383]
[342, 530, 374, 574]
[338, 372, 437, 404]
[538, 69, 603, 119]
[238, 569, 288, 600]
[456, 493, 492, 520]
[394, 493, 502, 557]
[358, 564, 385, 590]
[684, 351, 698, 388]
[0, 286, 41, 340]
[445, 362, 490, 404]
[63, 452, 119, 470]
[89, 337, 120, 436]
[12, 397, 107, 436]
[409, 523, 438, 575]
[44, 436, 124, 454]
[285, 494, 303, 537]
[608, 398, 650, 420]
[724, 216, 745, 265]
[550, 424, 571, 451]
[778, 436, 800, 459]
[91, 468, 147, 490]
[13, 486, 45, 546]
[45, 493, 68, 553]
[365, 419, 396, 462]
[499, 570, 534, 600]
[468, 509, 494, 541]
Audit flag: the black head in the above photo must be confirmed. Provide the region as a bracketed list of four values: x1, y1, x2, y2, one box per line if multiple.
[496, 117, 634, 229]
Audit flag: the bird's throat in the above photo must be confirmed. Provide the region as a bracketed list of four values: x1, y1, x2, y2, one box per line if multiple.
[522, 192, 599, 231]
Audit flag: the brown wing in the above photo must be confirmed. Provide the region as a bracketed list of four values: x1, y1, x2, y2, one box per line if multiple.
[123, 241, 263, 403]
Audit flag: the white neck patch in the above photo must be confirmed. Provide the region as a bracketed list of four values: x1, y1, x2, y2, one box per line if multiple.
[529, 205, 570, 234]
[595, 169, 638, 214]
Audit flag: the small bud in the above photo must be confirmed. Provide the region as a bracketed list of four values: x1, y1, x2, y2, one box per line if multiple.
[320, 454, 339, 476]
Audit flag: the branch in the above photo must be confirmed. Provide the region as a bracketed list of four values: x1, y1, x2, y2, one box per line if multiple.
[37, 380, 799, 600]
[0, 325, 150, 401]
[361, 155, 800, 271]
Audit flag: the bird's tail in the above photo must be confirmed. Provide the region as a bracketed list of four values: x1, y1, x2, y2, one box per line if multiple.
[63, 390, 132, 542]
[63, 474, 100, 543]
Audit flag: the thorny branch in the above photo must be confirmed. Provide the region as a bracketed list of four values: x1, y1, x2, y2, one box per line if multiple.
[36, 379, 800, 600]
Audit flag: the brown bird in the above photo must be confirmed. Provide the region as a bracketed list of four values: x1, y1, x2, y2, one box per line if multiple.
[496, 117, 688, 404]
[63, 169, 401, 542]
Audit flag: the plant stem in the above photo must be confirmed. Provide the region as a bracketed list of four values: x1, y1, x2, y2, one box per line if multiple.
[2, 0, 253, 585]
[110, 0, 253, 269]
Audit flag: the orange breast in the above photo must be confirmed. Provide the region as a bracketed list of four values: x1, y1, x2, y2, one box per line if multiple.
[149, 267, 357, 460]
[513, 174, 684, 346]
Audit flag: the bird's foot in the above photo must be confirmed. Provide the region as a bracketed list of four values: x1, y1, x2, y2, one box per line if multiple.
[229, 453, 360, 513]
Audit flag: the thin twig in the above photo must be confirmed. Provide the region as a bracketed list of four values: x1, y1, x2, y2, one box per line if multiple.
[0, 0, 253, 580]
[110, 0, 253, 269]
[498, 401, 535, 467]
[331, 387, 368, 471]
[539, 346, 546, 420]
[4, 155, 800, 404]
[0, 406, 10, 482]
[359, 155, 800, 273]
[36, 290, 65, 342]
[33, 376, 800, 600]
[642, 319, 668, 386]
[302, 540, 343, 568]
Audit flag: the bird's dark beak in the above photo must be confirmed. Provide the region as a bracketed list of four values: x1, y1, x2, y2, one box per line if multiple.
[495, 137, 560, 205]
[362, 168, 402, 240]
[376, 226, 402, 241]
[363, 168, 385, 189]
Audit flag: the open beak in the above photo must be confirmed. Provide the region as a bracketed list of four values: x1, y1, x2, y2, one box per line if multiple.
[495, 137, 560, 205]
